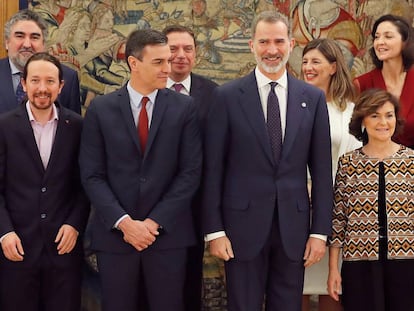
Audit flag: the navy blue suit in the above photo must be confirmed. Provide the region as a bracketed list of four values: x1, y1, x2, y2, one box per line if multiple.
[80, 85, 202, 311]
[0, 103, 89, 311]
[0, 57, 81, 114]
[202, 71, 333, 311]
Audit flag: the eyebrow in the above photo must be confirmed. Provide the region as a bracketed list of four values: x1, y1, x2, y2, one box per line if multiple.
[14, 31, 42, 37]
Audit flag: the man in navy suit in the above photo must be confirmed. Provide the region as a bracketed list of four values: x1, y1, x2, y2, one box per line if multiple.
[0, 52, 89, 311]
[0, 9, 81, 114]
[202, 11, 333, 311]
[79, 29, 202, 311]
[163, 24, 218, 311]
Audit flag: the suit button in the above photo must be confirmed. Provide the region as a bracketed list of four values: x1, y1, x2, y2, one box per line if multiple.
[40, 213, 47, 219]
[41, 187, 47, 193]
[140, 177, 146, 183]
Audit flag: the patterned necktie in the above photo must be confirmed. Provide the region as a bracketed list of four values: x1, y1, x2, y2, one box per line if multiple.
[15, 74, 26, 104]
[138, 96, 149, 153]
[173, 83, 184, 93]
[267, 82, 282, 164]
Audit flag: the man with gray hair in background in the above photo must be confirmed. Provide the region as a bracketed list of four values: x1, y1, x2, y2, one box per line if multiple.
[0, 9, 81, 114]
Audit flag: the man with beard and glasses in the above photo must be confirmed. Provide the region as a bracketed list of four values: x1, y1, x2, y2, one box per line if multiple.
[202, 11, 333, 311]
[0, 9, 81, 114]
[0, 52, 89, 311]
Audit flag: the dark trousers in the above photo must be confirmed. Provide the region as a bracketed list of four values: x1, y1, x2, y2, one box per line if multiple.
[97, 247, 187, 311]
[184, 241, 204, 311]
[0, 253, 82, 311]
[225, 221, 304, 311]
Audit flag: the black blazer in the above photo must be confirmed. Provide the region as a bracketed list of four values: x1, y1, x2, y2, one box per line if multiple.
[0, 103, 90, 268]
[0, 57, 82, 114]
[80, 85, 202, 253]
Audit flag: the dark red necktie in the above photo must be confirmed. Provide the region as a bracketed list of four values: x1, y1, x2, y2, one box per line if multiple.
[138, 96, 149, 153]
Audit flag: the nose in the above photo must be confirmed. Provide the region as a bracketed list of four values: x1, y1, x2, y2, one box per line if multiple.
[267, 43, 278, 54]
[176, 47, 185, 58]
[164, 61, 171, 74]
[22, 36, 32, 48]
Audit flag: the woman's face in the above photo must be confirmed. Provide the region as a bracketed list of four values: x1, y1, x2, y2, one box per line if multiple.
[301, 48, 336, 95]
[373, 21, 404, 62]
[362, 101, 396, 144]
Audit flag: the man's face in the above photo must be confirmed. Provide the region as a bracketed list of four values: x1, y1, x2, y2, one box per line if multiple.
[166, 31, 196, 81]
[22, 59, 64, 112]
[6, 20, 45, 71]
[249, 20, 294, 80]
[129, 44, 171, 94]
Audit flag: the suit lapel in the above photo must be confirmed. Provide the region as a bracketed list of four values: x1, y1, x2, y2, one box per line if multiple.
[0, 58, 19, 111]
[145, 89, 168, 157]
[238, 72, 274, 165]
[14, 105, 45, 172]
[118, 86, 143, 154]
[283, 75, 307, 158]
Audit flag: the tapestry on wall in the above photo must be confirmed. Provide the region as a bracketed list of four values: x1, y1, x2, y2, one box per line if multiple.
[25, 1, 414, 311]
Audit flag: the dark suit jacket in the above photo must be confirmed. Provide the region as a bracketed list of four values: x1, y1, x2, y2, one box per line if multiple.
[202, 71, 333, 261]
[80, 85, 202, 253]
[190, 72, 218, 129]
[0, 57, 81, 114]
[0, 103, 90, 268]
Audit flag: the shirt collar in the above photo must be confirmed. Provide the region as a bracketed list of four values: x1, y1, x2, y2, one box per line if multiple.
[127, 81, 158, 107]
[255, 66, 288, 90]
[9, 59, 21, 76]
[167, 75, 191, 93]
[26, 101, 59, 122]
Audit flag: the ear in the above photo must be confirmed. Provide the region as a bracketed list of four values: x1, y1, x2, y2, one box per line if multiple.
[248, 39, 254, 53]
[330, 61, 337, 76]
[21, 78, 27, 92]
[58, 80, 65, 94]
[127, 55, 138, 71]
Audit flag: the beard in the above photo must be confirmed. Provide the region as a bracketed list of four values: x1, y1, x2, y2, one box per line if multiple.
[30, 92, 54, 111]
[253, 50, 290, 74]
[11, 48, 36, 71]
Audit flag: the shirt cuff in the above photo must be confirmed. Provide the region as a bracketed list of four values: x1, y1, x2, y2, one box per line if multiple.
[310, 234, 327, 242]
[0, 231, 14, 244]
[114, 214, 129, 229]
[205, 231, 226, 242]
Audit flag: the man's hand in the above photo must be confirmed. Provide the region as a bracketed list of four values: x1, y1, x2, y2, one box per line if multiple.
[303, 236, 326, 267]
[118, 217, 158, 251]
[209, 236, 234, 261]
[55, 224, 79, 255]
[1, 232, 24, 261]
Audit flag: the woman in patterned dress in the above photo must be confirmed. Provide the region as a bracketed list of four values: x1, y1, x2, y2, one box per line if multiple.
[328, 89, 414, 311]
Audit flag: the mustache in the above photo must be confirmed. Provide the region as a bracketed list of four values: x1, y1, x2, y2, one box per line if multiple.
[18, 48, 35, 53]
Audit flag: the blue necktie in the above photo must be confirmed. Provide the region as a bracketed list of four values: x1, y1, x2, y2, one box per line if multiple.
[267, 82, 282, 164]
[15, 74, 26, 104]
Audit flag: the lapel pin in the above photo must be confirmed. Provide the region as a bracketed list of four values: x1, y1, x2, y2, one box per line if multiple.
[65, 119, 70, 124]
[301, 102, 307, 108]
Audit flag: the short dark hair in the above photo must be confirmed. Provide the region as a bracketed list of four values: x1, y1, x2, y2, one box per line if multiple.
[349, 89, 404, 144]
[22, 52, 63, 82]
[4, 9, 48, 45]
[125, 29, 168, 70]
[370, 14, 414, 70]
[162, 24, 196, 47]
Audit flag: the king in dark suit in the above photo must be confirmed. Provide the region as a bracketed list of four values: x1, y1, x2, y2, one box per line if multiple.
[0, 10, 81, 114]
[202, 11, 333, 311]
[0, 52, 89, 311]
[79, 29, 202, 311]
